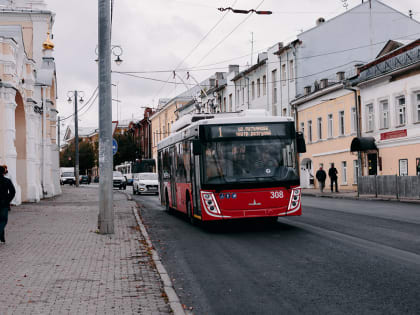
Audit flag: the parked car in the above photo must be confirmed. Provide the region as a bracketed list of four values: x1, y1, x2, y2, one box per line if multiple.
[133, 172, 159, 195]
[60, 171, 75, 185]
[80, 175, 91, 185]
[113, 171, 127, 190]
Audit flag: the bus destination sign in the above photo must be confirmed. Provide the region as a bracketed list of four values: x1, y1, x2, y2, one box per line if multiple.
[205, 123, 293, 139]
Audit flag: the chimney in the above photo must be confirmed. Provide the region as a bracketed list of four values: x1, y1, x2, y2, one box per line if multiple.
[209, 78, 216, 88]
[304, 86, 312, 95]
[320, 78, 328, 89]
[336, 71, 345, 81]
[316, 17, 325, 26]
[228, 64, 239, 74]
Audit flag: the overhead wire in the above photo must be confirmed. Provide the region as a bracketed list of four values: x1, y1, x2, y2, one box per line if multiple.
[59, 87, 99, 122]
[151, 0, 239, 103]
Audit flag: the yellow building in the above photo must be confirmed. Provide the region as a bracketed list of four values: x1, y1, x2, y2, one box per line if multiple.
[150, 97, 191, 160]
[293, 81, 360, 191]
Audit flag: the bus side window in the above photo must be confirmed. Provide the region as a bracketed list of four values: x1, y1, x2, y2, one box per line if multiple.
[163, 149, 171, 179]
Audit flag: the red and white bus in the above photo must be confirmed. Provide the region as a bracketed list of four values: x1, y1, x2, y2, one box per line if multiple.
[157, 111, 306, 223]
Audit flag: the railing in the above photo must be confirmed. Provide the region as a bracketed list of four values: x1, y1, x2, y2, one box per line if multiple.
[358, 175, 420, 199]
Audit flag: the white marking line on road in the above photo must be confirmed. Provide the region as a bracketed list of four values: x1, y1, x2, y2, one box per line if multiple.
[282, 219, 420, 268]
[132, 204, 186, 315]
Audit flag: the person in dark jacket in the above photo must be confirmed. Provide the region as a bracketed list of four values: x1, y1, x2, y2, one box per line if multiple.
[315, 166, 327, 193]
[0, 165, 16, 243]
[328, 163, 339, 192]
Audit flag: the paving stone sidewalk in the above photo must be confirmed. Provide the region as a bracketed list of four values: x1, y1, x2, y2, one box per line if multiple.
[0, 186, 171, 315]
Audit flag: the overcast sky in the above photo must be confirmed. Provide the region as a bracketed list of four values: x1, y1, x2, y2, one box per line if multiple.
[46, 0, 419, 129]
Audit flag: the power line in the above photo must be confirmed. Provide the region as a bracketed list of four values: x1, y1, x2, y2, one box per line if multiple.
[113, 60, 362, 87]
[60, 87, 99, 122]
[116, 31, 420, 75]
[151, 0, 239, 103]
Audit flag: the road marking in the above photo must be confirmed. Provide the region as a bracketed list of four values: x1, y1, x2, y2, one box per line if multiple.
[282, 219, 420, 267]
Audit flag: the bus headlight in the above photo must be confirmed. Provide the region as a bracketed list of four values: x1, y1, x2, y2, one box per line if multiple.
[201, 191, 221, 214]
[288, 187, 301, 213]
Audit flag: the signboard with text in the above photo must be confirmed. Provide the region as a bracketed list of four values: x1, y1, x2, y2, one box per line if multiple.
[204, 122, 294, 140]
[380, 129, 407, 141]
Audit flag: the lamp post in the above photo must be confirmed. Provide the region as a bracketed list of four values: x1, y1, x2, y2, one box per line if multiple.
[67, 90, 85, 187]
[98, 0, 123, 234]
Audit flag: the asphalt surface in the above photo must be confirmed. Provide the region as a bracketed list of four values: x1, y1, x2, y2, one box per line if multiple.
[133, 191, 420, 315]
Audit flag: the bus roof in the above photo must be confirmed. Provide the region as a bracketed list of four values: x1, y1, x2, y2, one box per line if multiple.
[158, 111, 294, 150]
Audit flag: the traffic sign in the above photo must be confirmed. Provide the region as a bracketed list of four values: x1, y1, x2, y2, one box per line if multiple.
[112, 138, 118, 155]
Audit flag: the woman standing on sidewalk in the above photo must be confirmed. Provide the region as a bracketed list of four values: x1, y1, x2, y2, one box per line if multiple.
[0, 165, 15, 243]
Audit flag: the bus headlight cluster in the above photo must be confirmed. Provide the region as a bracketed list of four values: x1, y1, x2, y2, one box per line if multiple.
[201, 191, 221, 214]
[288, 187, 301, 212]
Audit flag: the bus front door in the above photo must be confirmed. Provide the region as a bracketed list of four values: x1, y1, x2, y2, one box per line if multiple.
[170, 147, 177, 208]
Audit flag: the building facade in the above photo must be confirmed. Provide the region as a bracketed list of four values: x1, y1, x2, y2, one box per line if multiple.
[353, 39, 420, 176]
[293, 81, 360, 190]
[0, 0, 60, 204]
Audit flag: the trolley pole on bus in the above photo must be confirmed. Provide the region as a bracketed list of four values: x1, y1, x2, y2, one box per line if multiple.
[98, 0, 114, 234]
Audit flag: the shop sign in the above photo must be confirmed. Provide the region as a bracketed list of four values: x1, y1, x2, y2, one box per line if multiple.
[380, 129, 407, 140]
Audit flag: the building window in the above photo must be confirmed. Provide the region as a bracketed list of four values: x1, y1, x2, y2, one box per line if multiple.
[229, 94, 232, 112]
[328, 114, 333, 138]
[308, 120, 312, 143]
[223, 97, 226, 112]
[351, 107, 356, 133]
[272, 70, 277, 104]
[317, 117, 322, 140]
[366, 103, 374, 132]
[251, 81, 255, 100]
[353, 160, 359, 184]
[399, 158, 408, 176]
[289, 60, 294, 81]
[341, 161, 347, 184]
[281, 64, 286, 86]
[263, 75, 267, 95]
[414, 92, 420, 123]
[300, 122, 305, 139]
[379, 99, 389, 129]
[242, 86, 245, 105]
[235, 89, 239, 106]
[396, 96, 406, 125]
[257, 78, 261, 97]
[339, 111, 345, 136]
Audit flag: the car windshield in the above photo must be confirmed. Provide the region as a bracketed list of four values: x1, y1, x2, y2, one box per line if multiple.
[113, 171, 123, 177]
[62, 172, 74, 177]
[203, 138, 299, 185]
[137, 173, 158, 181]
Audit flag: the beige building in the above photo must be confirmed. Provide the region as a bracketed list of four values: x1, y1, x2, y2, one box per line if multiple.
[150, 96, 191, 160]
[293, 80, 360, 191]
[0, 1, 60, 204]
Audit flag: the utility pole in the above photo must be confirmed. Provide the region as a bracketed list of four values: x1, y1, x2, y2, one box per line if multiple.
[250, 32, 254, 65]
[98, 0, 114, 234]
[74, 90, 80, 187]
[57, 116, 60, 152]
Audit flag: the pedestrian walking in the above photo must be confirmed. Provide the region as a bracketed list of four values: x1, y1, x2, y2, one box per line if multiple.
[316, 166, 327, 193]
[328, 163, 339, 192]
[0, 165, 15, 243]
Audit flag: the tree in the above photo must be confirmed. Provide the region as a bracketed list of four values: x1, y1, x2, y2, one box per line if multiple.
[59, 138, 95, 174]
[113, 132, 138, 166]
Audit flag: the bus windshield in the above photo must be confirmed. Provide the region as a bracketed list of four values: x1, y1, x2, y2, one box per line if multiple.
[203, 138, 298, 185]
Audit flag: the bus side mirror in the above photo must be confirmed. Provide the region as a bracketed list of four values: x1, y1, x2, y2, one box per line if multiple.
[296, 132, 306, 153]
[192, 140, 201, 155]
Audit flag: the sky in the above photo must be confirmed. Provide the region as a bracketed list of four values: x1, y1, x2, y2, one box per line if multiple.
[46, 0, 420, 129]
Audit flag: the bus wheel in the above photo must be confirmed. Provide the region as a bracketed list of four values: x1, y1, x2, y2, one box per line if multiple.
[165, 191, 171, 213]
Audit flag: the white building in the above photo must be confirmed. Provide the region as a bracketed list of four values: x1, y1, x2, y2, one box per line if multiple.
[0, 0, 60, 204]
[352, 39, 420, 176]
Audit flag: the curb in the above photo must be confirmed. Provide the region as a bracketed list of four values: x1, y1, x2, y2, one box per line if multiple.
[302, 192, 420, 204]
[120, 191, 186, 315]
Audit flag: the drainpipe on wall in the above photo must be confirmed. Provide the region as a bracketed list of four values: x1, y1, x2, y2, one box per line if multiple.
[42, 86, 47, 196]
[246, 77, 250, 109]
[279, 55, 283, 116]
[344, 85, 363, 194]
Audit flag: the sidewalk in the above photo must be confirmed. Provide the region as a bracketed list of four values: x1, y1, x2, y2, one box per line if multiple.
[0, 186, 172, 314]
[302, 188, 420, 204]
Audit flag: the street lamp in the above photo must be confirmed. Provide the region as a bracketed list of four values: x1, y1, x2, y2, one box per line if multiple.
[95, 45, 124, 65]
[67, 90, 85, 187]
[217, 7, 272, 15]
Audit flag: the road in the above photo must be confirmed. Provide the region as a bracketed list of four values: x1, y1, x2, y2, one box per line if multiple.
[133, 191, 420, 315]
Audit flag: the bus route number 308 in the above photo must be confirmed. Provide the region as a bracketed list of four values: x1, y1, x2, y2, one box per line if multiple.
[270, 191, 284, 199]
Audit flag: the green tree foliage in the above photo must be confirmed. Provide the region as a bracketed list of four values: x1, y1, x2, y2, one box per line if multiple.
[60, 139, 95, 174]
[113, 132, 138, 166]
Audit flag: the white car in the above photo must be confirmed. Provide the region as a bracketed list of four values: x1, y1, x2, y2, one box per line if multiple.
[113, 171, 127, 190]
[133, 172, 159, 195]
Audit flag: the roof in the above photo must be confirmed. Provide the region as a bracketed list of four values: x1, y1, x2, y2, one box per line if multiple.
[231, 58, 267, 81]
